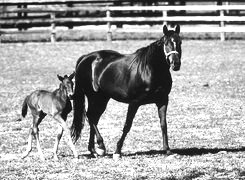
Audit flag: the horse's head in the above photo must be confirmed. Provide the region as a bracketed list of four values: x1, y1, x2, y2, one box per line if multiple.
[161, 25, 182, 71]
[57, 72, 75, 99]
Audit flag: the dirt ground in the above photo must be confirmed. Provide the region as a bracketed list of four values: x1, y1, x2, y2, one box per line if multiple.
[0, 40, 245, 179]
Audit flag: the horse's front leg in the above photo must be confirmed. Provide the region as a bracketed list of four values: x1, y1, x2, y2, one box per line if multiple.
[156, 96, 171, 155]
[114, 103, 139, 159]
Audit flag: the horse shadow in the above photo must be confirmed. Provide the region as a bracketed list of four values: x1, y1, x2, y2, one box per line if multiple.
[122, 147, 245, 157]
[79, 147, 245, 159]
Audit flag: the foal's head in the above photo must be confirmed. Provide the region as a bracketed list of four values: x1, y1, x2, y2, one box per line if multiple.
[57, 72, 75, 99]
[161, 25, 182, 71]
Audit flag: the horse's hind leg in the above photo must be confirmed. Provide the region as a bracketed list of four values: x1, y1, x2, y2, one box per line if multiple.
[53, 114, 78, 159]
[87, 96, 109, 157]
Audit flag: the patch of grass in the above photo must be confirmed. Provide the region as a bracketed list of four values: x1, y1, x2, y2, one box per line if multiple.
[182, 170, 205, 180]
[1, 28, 245, 43]
[0, 40, 245, 179]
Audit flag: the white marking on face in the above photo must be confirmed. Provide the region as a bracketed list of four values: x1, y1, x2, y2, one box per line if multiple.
[171, 38, 177, 51]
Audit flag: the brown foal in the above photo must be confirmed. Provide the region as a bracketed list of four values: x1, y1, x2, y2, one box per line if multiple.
[19, 73, 78, 160]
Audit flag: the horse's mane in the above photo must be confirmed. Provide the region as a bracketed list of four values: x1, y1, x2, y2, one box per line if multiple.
[130, 38, 165, 77]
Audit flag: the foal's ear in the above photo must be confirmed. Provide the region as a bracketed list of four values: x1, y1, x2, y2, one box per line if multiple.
[69, 71, 75, 80]
[175, 24, 180, 34]
[163, 25, 168, 35]
[57, 74, 64, 81]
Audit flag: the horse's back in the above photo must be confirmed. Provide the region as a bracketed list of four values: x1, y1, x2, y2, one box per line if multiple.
[76, 50, 123, 70]
[75, 50, 126, 90]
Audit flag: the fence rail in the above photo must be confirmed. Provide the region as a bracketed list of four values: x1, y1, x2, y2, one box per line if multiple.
[1, 4, 245, 41]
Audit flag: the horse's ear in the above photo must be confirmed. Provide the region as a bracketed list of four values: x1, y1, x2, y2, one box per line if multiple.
[69, 71, 75, 80]
[175, 24, 180, 34]
[57, 74, 64, 81]
[163, 25, 168, 35]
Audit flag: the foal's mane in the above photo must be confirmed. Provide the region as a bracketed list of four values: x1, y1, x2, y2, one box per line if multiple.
[53, 83, 64, 96]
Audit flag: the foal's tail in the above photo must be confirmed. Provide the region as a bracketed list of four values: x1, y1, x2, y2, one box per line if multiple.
[17, 96, 29, 121]
[71, 84, 86, 143]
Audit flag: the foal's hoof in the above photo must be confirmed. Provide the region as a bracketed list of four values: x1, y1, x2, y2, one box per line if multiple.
[113, 153, 121, 160]
[95, 147, 106, 156]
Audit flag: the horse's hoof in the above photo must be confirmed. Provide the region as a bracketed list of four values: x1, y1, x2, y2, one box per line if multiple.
[95, 147, 106, 156]
[166, 150, 173, 155]
[113, 153, 121, 160]
[89, 150, 98, 158]
[163, 150, 173, 156]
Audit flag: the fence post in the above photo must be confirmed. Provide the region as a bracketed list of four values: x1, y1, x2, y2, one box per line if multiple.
[162, 10, 167, 26]
[106, 9, 112, 41]
[50, 13, 56, 43]
[17, 4, 22, 31]
[220, 9, 225, 41]
[162, 2, 168, 26]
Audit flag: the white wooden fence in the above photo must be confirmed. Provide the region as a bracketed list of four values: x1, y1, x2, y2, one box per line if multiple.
[105, 5, 245, 41]
[1, 5, 245, 41]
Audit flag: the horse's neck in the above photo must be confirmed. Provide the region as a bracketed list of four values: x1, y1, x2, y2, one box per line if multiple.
[54, 84, 67, 102]
[139, 41, 167, 70]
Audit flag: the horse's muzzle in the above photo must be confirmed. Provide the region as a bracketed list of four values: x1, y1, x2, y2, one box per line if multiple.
[168, 53, 181, 71]
[169, 56, 181, 71]
[171, 63, 181, 71]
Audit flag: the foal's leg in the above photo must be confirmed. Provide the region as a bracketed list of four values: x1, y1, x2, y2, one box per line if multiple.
[114, 103, 139, 158]
[156, 96, 171, 155]
[53, 125, 63, 160]
[53, 109, 72, 160]
[34, 112, 46, 161]
[53, 103, 71, 160]
[22, 111, 46, 161]
[53, 114, 78, 159]
[87, 96, 109, 157]
[21, 127, 34, 159]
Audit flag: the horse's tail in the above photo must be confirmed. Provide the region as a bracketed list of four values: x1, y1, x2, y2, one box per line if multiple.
[17, 96, 29, 121]
[71, 79, 86, 143]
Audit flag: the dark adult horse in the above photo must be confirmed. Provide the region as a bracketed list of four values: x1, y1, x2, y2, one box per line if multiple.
[71, 25, 182, 158]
